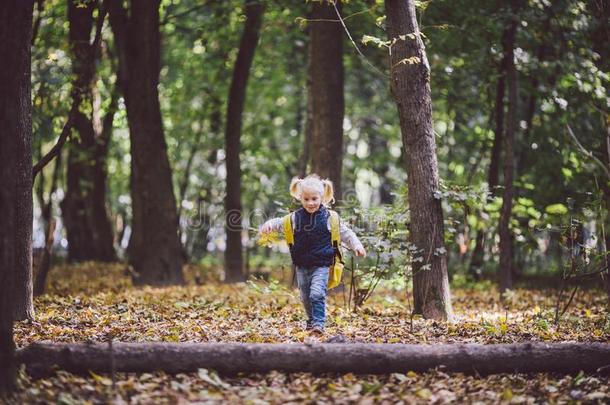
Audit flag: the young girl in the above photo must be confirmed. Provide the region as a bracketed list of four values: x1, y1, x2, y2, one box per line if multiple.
[260, 174, 366, 334]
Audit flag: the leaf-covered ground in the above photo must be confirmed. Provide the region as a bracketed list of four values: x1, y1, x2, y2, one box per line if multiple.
[7, 263, 610, 404]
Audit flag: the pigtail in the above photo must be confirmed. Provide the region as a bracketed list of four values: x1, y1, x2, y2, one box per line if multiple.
[321, 178, 335, 206]
[289, 176, 302, 200]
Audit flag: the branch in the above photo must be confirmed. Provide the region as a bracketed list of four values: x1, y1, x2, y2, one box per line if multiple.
[31, 0, 45, 46]
[566, 124, 610, 180]
[331, 2, 388, 78]
[91, 0, 108, 60]
[32, 105, 77, 181]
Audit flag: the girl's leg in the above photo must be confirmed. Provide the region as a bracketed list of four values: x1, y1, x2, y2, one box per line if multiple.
[295, 266, 313, 327]
[309, 266, 329, 329]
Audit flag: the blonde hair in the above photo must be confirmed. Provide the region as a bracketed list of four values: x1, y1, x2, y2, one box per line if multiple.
[289, 174, 335, 206]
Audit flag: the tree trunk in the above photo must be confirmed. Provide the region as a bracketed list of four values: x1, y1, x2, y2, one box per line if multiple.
[488, 67, 506, 195]
[367, 118, 394, 205]
[108, 0, 184, 286]
[0, 0, 34, 391]
[468, 58, 506, 278]
[308, 0, 344, 200]
[33, 219, 56, 297]
[498, 11, 519, 293]
[224, 1, 264, 283]
[589, 0, 610, 302]
[299, 77, 312, 179]
[385, 0, 453, 320]
[62, 0, 116, 263]
[17, 342, 610, 376]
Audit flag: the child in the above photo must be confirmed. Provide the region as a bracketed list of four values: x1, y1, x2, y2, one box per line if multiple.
[260, 174, 366, 334]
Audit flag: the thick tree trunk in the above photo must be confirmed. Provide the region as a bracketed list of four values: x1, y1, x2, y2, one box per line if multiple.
[224, 1, 264, 283]
[385, 0, 453, 320]
[308, 0, 344, 200]
[109, 0, 184, 286]
[498, 13, 519, 293]
[0, 0, 34, 391]
[62, 0, 116, 263]
[17, 342, 610, 376]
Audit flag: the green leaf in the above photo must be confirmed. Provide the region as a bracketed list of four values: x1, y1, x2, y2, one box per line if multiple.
[545, 203, 568, 215]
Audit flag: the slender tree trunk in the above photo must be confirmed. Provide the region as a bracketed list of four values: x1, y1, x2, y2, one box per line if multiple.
[302, 32, 314, 180]
[468, 60, 506, 278]
[308, 0, 344, 199]
[177, 122, 204, 263]
[299, 79, 312, 179]
[488, 68, 506, 195]
[61, 0, 116, 262]
[0, 0, 34, 391]
[33, 150, 61, 297]
[385, 0, 453, 320]
[368, 119, 394, 205]
[109, 0, 184, 285]
[588, 0, 610, 300]
[498, 11, 519, 293]
[224, 0, 264, 283]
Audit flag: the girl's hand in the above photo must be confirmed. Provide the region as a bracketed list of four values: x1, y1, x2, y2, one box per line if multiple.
[355, 246, 366, 257]
[260, 222, 272, 234]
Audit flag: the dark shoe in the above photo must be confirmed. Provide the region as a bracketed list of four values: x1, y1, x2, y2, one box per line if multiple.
[305, 321, 313, 331]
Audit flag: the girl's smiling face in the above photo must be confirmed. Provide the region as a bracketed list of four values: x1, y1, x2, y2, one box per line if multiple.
[301, 188, 322, 213]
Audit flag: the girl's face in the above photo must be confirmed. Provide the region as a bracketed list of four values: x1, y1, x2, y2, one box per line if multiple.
[301, 188, 322, 213]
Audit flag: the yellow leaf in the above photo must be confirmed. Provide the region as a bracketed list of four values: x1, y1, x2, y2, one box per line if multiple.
[407, 371, 418, 378]
[416, 388, 431, 399]
[502, 388, 513, 401]
[257, 231, 280, 247]
[89, 371, 112, 386]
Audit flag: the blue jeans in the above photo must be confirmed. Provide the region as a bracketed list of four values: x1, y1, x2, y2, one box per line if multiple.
[296, 266, 329, 328]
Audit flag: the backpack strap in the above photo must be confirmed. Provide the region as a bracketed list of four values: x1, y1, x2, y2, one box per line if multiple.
[328, 210, 341, 252]
[283, 213, 294, 247]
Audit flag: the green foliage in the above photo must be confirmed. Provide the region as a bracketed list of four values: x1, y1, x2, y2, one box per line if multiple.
[31, 0, 610, 282]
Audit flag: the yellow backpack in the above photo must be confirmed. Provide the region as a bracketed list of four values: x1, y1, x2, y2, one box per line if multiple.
[282, 210, 344, 289]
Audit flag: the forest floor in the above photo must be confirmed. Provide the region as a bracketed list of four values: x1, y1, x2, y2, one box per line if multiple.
[7, 263, 610, 404]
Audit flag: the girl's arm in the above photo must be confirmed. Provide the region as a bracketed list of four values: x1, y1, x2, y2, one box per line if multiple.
[338, 221, 366, 257]
[260, 216, 284, 235]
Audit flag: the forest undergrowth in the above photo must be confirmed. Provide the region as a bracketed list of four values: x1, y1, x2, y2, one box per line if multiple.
[7, 263, 610, 404]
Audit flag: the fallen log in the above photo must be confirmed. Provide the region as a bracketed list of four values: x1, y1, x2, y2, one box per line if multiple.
[16, 342, 610, 376]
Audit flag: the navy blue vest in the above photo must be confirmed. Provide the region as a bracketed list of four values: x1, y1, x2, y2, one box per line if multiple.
[289, 206, 335, 268]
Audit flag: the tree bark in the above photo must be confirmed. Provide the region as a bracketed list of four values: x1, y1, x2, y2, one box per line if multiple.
[224, 1, 264, 283]
[17, 342, 610, 376]
[109, 0, 184, 286]
[498, 10, 519, 293]
[62, 0, 116, 263]
[308, 0, 344, 200]
[0, 0, 34, 391]
[385, 0, 453, 320]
